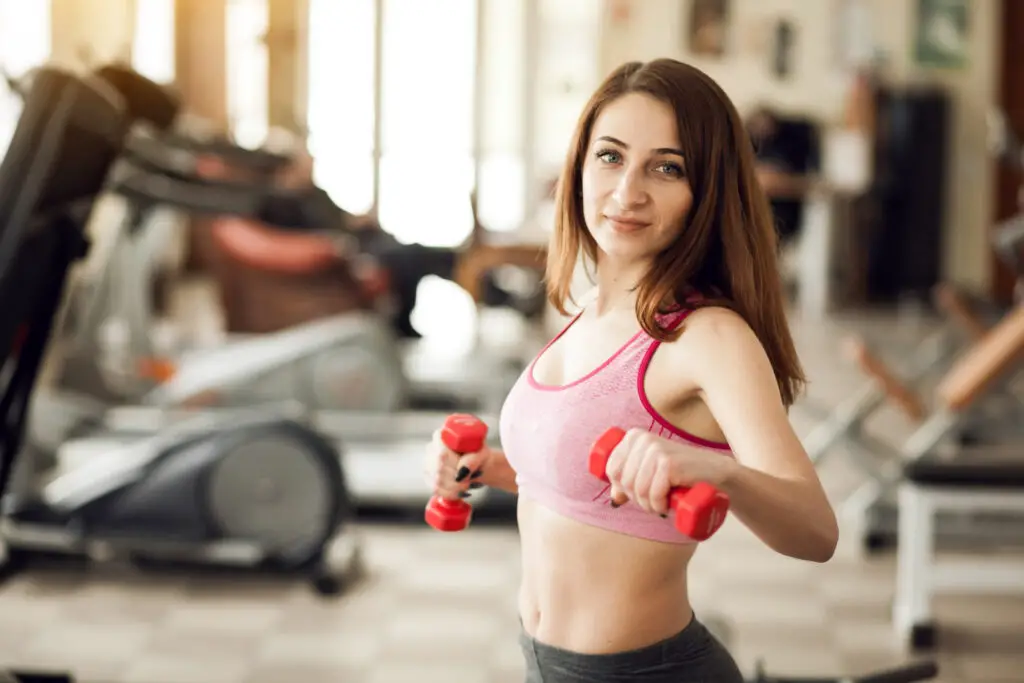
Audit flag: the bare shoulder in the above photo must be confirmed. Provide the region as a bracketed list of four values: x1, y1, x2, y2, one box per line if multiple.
[672, 306, 763, 357]
[659, 306, 774, 386]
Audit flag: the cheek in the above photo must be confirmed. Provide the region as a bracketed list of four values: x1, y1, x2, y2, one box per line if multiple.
[580, 168, 603, 215]
[656, 187, 693, 234]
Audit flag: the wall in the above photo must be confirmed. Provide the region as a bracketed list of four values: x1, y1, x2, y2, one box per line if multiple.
[598, 0, 1001, 291]
[50, 0, 134, 69]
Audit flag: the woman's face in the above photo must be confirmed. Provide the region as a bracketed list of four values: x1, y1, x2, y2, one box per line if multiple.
[581, 93, 694, 268]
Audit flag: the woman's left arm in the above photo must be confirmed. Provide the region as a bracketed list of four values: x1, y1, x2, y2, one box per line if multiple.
[686, 309, 838, 563]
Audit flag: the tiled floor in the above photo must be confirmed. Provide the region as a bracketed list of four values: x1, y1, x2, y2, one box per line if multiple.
[1, 289, 1022, 682]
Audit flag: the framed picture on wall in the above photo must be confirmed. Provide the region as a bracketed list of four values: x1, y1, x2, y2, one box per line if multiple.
[688, 0, 730, 58]
[914, 0, 969, 69]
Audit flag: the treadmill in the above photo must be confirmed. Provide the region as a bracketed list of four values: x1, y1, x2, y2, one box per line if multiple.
[0, 65, 130, 683]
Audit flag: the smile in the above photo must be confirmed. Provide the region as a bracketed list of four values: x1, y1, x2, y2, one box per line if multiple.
[605, 215, 651, 232]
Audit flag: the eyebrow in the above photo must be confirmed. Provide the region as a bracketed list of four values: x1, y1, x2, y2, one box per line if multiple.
[596, 135, 685, 158]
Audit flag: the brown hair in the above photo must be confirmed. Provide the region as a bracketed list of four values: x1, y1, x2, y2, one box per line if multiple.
[546, 59, 806, 406]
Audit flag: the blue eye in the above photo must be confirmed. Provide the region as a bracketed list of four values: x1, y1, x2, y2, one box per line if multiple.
[596, 149, 621, 164]
[656, 161, 685, 177]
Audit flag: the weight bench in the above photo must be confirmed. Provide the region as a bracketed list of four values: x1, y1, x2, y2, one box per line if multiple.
[880, 305, 1024, 650]
[894, 452, 1024, 649]
[821, 304, 1024, 550]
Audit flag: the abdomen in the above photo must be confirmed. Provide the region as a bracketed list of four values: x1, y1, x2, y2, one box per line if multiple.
[517, 497, 698, 654]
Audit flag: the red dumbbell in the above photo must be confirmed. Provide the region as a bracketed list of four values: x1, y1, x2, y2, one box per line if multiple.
[425, 413, 489, 532]
[588, 427, 730, 541]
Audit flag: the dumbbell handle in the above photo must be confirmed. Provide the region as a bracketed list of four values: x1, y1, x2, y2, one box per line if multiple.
[588, 427, 729, 541]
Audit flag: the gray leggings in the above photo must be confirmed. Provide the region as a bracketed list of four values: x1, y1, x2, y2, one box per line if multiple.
[519, 616, 744, 683]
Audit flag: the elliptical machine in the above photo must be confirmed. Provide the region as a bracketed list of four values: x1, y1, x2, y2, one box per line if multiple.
[0, 67, 362, 597]
[26, 66, 413, 414]
[42, 68, 511, 419]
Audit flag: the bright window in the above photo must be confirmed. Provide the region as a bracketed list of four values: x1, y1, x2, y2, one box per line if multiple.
[307, 0, 376, 215]
[476, 0, 526, 233]
[377, 0, 477, 246]
[0, 0, 51, 159]
[226, 0, 269, 149]
[132, 0, 176, 85]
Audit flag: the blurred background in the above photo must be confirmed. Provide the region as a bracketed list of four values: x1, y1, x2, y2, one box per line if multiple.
[0, 0, 1021, 682]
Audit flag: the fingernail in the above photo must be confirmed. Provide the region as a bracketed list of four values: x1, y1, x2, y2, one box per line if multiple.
[610, 500, 621, 509]
[660, 513, 668, 519]
[459, 492, 472, 499]
[470, 469, 483, 479]
[455, 467, 471, 482]
[469, 482, 484, 490]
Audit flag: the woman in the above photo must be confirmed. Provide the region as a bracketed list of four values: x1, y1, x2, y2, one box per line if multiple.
[424, 59, 838, 682]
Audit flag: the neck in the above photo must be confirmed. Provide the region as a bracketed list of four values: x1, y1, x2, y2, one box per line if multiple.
[592, 258, 649, 316]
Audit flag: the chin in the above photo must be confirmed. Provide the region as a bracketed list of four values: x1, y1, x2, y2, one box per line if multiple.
[592, 230, 645, 257]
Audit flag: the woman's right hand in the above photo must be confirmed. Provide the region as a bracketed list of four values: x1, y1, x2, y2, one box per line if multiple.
[423, 428, 490, 500]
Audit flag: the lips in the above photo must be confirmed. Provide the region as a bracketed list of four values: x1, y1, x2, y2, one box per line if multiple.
[605, 215, 651, 232]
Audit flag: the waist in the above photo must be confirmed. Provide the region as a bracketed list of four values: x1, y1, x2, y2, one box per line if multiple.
[517, 497, 696, 654]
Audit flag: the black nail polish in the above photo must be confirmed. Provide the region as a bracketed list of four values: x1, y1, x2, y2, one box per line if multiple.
[469, 482, 484, 490]
[455, 467, 471, 482]
[470, 470, 484, 479]
[610, 500, 621, 509]
[459, 492, 472, 499]
[660, 513, 668, 519]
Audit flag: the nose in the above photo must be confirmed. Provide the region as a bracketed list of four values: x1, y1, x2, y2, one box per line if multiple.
[611, 166, 648, 209]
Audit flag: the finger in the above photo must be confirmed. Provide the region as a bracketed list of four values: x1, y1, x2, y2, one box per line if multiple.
[632, 447, 660, 514]
[604, 435, 628, 508]
[649, 454, 673, 516]
[617, 442, 643, 506]
[454, 451, 487, 483]
[609, 485, 629, 508]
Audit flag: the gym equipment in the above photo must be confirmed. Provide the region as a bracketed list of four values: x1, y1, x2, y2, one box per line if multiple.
[895, 449, 1024, 649]
[0, 68, 362, 598]
[799, 202, 1024, 554]
[50, 111, 514, 416]
[747, 659, 937, 683]
[52, 138, 412, 412]
[424, 413, 488, 531]
[840, 302, 1024, 553]
[0, 66, 136, 683]
[887, 305, 1024, 649]
[4, 64, 290, 177]
[840, 208, 1024, 554]
[47, 404, 513, 513]
[798, 283, 1016, 468]
[588, 427, 730, 540]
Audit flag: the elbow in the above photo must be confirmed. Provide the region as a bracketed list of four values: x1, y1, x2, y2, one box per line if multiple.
[782, 531, 837, 564]
[778, 512, 839, 564]
[803, 515, 840, 563]
[807, 529, 839, 563]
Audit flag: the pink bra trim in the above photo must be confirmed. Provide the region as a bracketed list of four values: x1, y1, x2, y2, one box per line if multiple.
[527, 307, 730, 450]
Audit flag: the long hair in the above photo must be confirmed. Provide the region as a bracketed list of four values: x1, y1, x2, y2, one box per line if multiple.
[546, 59, 806, 406]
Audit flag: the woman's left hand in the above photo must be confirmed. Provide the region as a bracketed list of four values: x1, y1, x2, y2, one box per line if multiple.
[603, 429, 735, 514]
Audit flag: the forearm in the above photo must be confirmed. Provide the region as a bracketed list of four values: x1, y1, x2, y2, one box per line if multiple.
[717, 459, 838, 562]
[479, 449, 519, 494]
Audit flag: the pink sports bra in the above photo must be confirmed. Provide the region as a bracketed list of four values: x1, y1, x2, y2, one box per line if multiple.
[499, 307, 734, 544]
